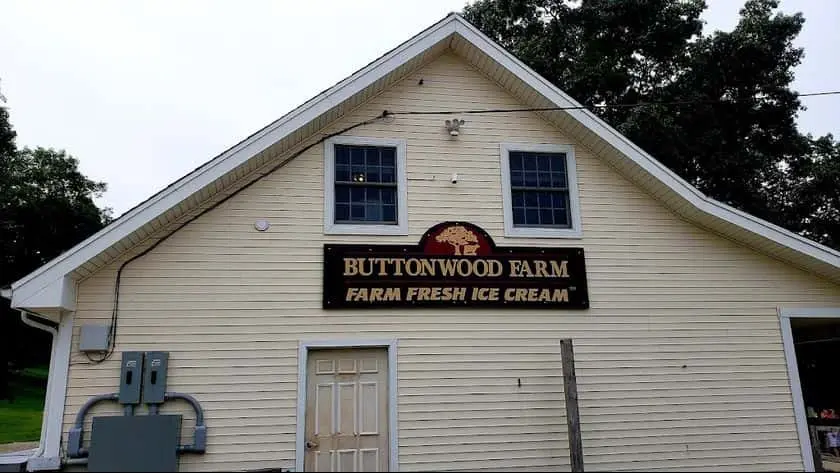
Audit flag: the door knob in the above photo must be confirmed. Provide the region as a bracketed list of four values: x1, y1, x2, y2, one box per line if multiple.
[305, 440, 318, 449]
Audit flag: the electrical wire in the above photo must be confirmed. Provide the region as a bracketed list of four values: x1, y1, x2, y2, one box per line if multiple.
[385, 90, 840, 116]
[85, 111, 391, 363]
[88, 88, 840, 363]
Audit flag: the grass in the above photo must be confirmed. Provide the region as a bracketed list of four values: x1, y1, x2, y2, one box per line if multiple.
[0, 367, 47, 444]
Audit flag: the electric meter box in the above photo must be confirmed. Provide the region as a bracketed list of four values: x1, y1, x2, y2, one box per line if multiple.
[118, 351, 144, 405]
[142, 351, 169, 405]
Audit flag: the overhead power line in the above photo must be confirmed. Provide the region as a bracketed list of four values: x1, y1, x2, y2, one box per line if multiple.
[386, 90, 840, 116]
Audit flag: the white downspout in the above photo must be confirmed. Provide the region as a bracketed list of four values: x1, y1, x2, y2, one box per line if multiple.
[18, 310, 58, 463]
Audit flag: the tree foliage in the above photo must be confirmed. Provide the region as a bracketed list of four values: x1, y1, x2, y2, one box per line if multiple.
[463, 0, 839, 249]
[0, 96, 111, 399]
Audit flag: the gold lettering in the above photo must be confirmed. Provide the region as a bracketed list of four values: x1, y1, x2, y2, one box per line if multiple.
[358, 258, 373, 276]
[375, 258, 389, 276]
[421, 259, 435, 277]
[452, 287, 466, 300]
[370, 287, 384, 301]
[384, 287, 400, 301]
[509, 260, 523, 277]
[344, 258, 359, 276]
[516, 288, 528, 300]
[488, 260, 503, 276]
[534, 260, 549, 277]
[405, 287, 418, 300]
[345, 287, 359, 301]
[417, 287, 432, 300]
[405, 259, 421, 276]
[440, 259, 458, 276]
[554, 289, 568, 302]
[520, 261, 534, 277]
[430, 287, 442, 300]
[456, 259, 472, 277]
[391, 258, 405, 276]
[349, 287, 369, 302]
[528, 288, 539, 300]
[550, 260, 569, 278]
[473, 260, 488, 277]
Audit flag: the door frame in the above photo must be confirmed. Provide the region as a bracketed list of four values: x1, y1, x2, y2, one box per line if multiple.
[778, 307, 840, 472]
[295, 338, 399, 472]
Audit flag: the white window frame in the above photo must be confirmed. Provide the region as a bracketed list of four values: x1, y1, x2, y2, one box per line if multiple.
[499, 143, 583, 238]
[324, 136, 408, 235]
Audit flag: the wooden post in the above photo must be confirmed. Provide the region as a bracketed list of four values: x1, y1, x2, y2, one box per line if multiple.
[560, 338, 584, 472]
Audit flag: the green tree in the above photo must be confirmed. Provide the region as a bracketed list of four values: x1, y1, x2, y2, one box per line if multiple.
[0, 98, 111, 400]
[463, 0, 839, 248]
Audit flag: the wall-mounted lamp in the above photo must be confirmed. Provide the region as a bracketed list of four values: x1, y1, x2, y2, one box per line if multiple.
[445, 118, 465, 136]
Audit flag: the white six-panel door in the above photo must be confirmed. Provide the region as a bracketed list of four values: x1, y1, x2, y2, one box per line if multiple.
[305, 348, 389, 472]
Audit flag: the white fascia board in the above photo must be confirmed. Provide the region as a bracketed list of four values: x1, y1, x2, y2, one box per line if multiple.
[9, 15, 461, 306]
[452, 15, 840, 271]
[11, 276, 76, 312]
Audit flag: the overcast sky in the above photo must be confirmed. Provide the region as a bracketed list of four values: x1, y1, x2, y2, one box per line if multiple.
[1, 0, 838, 216]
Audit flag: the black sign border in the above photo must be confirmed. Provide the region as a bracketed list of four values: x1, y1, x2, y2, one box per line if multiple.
[323, 221, 590, 310]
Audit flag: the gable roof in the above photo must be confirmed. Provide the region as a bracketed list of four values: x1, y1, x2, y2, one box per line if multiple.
[6, 12, 840, 311]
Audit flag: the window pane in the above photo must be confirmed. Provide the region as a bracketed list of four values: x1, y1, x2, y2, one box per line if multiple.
[551, 155, 566, 173]
[382, 188, 395, 204]
[381, 166, 395, 183]
[551, 171, 567, 188]
[366, 203, 382, 221]
[336, 164, 351, 182]
[380, 148, 395, 168]
[383, 204, 396, 222]
[524, 192, 538, 207]
[350, 187, 366, 202]
[335, 146, 350, 166]
[524, 171, 538, 186]
[524, 157, 537, 171]
[509, 153, 523, 171]
[333, 144, 400, 225]
[366, 149, 380, 167]
[553, 208, 569, 227]
[513, 207, 526, 225]
[335, 203, 350, 221]
[508, 151, 572, 228]
[538, 171, 552, 187]
[526, 208, 539, 224]
[335, 185, 350, 203]
[539, 209, 553, 225]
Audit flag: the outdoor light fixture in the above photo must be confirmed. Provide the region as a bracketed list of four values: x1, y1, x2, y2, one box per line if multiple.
[445, 118, 465, 136]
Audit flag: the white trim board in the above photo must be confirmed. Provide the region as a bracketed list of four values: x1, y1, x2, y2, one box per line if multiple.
[7, 11, 840, 310]
[777, 307, 840, 472]
[295, 339, 399, 472]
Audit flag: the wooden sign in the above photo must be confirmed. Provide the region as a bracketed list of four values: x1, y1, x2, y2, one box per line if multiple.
[323, 221, 589, 309]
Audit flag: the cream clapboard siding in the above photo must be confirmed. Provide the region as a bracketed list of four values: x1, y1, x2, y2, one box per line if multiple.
[63, 51, 840, 472]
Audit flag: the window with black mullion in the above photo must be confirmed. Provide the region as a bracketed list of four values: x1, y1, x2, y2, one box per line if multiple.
[334, 144, 398, 224]
[509, 151, 571, 227]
